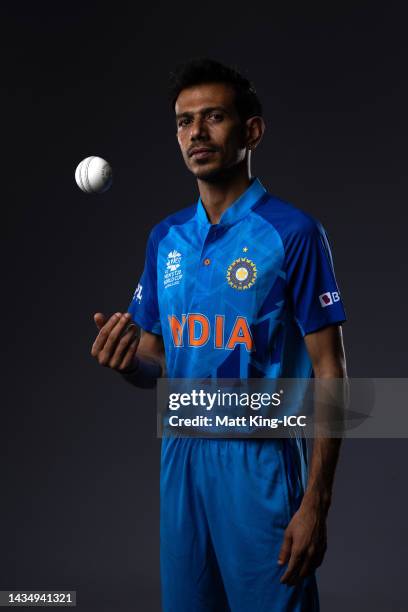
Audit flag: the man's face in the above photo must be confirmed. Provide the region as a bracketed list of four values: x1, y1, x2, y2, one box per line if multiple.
[175, 82, 247, 181]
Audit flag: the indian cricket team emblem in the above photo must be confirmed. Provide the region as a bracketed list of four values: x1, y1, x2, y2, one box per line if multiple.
[164, 249, 183, 288]
[227, 257, 257, 290]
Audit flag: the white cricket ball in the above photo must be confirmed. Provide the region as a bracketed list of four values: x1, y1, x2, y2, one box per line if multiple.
[75, 156, 113, 194]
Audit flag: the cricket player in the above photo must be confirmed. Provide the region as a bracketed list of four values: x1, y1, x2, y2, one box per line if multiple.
[91, 58, 348, 611]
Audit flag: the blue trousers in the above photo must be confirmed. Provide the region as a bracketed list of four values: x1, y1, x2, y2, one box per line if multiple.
[160, 437, 319, 611]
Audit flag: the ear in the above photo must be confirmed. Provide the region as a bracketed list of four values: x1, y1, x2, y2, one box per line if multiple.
[245, 116, 266, 151]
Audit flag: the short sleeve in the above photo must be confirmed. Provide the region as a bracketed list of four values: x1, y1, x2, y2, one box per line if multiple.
[127, 228, 162, 335]
[285, 220, 347, 336]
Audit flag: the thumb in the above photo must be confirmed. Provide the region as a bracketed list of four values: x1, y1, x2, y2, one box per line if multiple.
[278, 528, 293, 566]
[94, 312, 108, 330]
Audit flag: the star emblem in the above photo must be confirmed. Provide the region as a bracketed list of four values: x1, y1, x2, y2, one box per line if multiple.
[242, 246, 248, 252]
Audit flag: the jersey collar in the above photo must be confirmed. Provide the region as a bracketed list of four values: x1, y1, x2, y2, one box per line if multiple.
[196, 177, 267, 227]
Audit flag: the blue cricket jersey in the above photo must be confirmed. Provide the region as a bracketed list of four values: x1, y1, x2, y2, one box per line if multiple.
[127, 177, 346, 379]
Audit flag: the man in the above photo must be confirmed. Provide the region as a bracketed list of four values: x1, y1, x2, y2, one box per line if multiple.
[91, 58, 347, 611]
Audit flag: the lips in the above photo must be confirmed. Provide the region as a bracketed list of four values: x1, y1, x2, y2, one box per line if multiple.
[189, 148, 216, 157]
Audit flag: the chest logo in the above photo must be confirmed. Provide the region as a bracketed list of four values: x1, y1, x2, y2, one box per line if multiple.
[164, 250, 183, 289]
[227, 257, 257, 290]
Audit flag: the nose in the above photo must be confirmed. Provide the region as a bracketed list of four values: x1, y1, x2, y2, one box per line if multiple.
[190, 116, 208, 141]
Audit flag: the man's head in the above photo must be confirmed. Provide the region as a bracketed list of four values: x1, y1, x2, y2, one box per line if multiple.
[169, 58, 265, 181]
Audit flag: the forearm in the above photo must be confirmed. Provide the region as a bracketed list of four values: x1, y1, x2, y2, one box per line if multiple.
[302, 437, 342, 515]
[302, 365, 347, 515]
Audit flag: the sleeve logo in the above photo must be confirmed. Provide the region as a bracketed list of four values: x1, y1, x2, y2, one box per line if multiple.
[319, 291, 340, 307]
[164, 250, 183, 289]
[133, 283, 143, 303]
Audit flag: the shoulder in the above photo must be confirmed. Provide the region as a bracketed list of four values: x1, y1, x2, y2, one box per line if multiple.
[253, 193, 324, 242]
[148, 203, 197, 245]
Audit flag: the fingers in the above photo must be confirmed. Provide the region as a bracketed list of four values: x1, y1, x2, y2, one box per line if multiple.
[91, 311, 141, 372]
[278, 530, 292, 567]
[281, 542, 326, 585]
[109, 325, 140, 370]
[91, 312, 123, 358]
[280, 547, 305, 586]
[278, 512, 328, 586]
[290, 544, 323, 583]
[304, 540, 326, 574]
[117, 336, 140, 372]
[94, 312, 108, 330]
[297, 554, 315, 580]
[314, 542, 327, 568]
[101, 313, 135, 363]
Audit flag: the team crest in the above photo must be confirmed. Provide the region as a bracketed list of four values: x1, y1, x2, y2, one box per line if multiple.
[227, 257, 257, 290]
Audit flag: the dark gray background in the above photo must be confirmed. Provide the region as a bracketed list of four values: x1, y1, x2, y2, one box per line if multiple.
[2, 1, 407, 610]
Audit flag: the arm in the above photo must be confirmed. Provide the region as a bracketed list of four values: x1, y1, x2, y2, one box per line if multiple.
[302, 323, 347, 510]
[279, 323, 347, 585]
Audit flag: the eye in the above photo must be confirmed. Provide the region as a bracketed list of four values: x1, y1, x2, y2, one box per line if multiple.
[177, 117, 191, 128]
[208, 112, 224, 122]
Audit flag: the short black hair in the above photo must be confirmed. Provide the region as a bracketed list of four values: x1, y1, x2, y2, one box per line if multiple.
[169, 58, 262, 122]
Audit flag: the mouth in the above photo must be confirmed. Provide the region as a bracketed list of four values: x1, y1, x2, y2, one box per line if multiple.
[189, 148, 216, 160]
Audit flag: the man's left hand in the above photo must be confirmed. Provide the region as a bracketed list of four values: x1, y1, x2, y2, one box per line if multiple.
[278, 498, 328, 586]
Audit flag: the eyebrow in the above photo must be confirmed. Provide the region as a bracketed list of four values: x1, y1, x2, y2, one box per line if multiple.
[175, 106, 229, 120]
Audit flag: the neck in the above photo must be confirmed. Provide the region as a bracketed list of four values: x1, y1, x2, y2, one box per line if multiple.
[197, 161, 252, 225]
